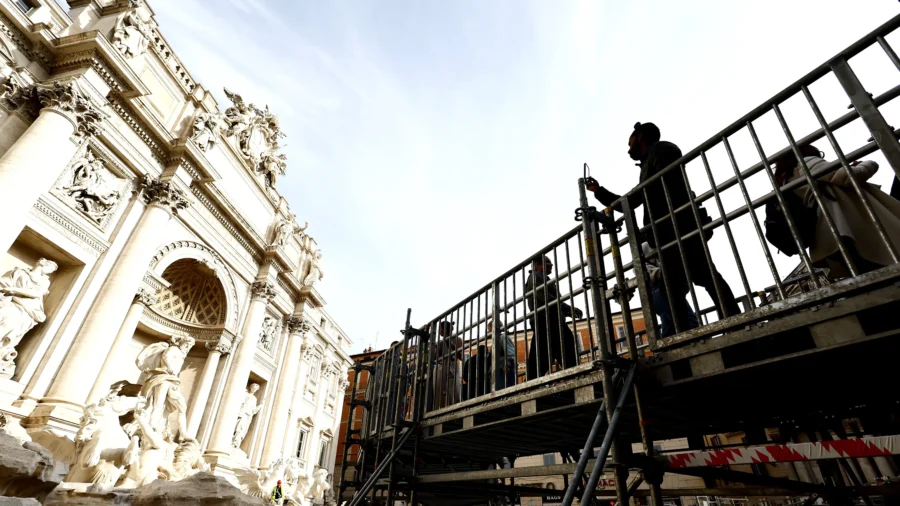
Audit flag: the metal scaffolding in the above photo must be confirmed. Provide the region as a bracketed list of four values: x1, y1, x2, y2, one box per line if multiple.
[337, 12, 900, 506]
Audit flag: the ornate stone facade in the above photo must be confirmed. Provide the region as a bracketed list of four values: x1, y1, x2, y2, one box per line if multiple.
[0, 0, 352, 501]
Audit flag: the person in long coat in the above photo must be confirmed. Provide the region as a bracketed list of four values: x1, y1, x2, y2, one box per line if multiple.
[775, 144, 900, 278]
[525, 255, 582, 379]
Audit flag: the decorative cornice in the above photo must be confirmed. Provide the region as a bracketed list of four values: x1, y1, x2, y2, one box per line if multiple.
[32, 196, 107, 257]
[189, 183, 263, 263]
[250, 281, 276, 301]
[140, 176, 190, 215]
[52, 49, 129, 95]
[146, 26, 197, 95]
[107, 94, 166, 164]
[134, 289, 157, 307]
[0, 13, 53, 71]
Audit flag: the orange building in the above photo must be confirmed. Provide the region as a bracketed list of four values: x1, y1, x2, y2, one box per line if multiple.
[333, 347, 383, 493]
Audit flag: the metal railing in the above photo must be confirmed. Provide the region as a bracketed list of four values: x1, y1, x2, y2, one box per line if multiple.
[359, 12, 900, 439]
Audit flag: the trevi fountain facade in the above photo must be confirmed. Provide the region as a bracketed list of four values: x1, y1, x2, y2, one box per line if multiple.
[0, 0, 353, 504]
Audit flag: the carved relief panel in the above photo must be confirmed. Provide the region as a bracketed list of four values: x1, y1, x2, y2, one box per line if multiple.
[52, 145, 131, 230]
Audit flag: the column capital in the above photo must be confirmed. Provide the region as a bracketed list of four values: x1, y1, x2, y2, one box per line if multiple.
[285, 316, 310, 335]
[33, 80, 105, 141]
[140, 176, 190, 215]
[250, 281, 277, 301]
[205, 340, 232, 354]
[133, 289, 157, 307]
[0, 72, 37, 117]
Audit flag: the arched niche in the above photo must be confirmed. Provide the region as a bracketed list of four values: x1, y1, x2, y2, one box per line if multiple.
[149, 241, 240, 332]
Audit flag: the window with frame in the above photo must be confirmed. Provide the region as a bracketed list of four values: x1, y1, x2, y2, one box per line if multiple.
[317, 438, 330, 468]
[616, 325, 626, 352]
[295, 428, 309, 463]
[13, 0, 35, 14]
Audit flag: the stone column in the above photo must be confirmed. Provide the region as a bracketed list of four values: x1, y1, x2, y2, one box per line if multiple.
[207, 281, 275, 455]
[43, 178, 189, 406]
[186, 340, 231, 438]
[0, 78, 104, 253]
[260, 317, 309, 465]
[86, 289, 157, 403]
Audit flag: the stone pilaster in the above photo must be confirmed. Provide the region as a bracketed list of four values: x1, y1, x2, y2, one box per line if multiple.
[43, 177, 189, 408]
[0, 77, 105, 252]
[207, 281, 276, 456]
[87, 289, 157, 403]
[185, 339, 233, 438]
[259, 317, 310, 465]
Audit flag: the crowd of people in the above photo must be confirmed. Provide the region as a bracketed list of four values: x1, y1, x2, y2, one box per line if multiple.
[416, 121, 900, 410]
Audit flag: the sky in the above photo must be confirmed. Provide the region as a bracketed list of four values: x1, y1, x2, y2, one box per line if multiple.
[148, 0, 900, 353]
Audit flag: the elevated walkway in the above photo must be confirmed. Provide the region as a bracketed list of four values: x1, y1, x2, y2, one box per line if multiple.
[339, 12, 900, 506]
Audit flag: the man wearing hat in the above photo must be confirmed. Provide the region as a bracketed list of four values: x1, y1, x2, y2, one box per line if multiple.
[586, 123, 740, 333]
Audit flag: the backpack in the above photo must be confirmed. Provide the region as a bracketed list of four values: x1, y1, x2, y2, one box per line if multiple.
[764, 190, 817, 256]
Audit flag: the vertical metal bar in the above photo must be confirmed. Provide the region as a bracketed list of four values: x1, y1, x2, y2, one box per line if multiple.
[722, 135, 786, 298]
[503, 275, 512, 390]
[522, 267, 533, 381]
[621, 198, 659, 349]
[385, 310, 412, 506]
[641, 187, 684, 334]
[802, 86, 899, 262]
[338, 361, 362, 504]
[699, 151, 754, 307]
[564, 237, 581, 360]
[579, 365, 637, 506]
[659, 176, 703, 321]
[551, 246, 568, 369]
[831, 56, 900, 179]
[576, 230, 597, 357]
[425, 323, 437, 416]
[606, 212, 641, 360]
[578, 179, 629, 506]
[679, 163, 730, 318]
[541, 252, 552, 376]
[745, 120, 821, 290]
[491, 281, 500, 393]
[773, 102, 858, 276]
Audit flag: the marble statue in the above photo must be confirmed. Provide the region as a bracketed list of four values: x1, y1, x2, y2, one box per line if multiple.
[232, 383, 263, 448]
[223, 88, 285, 167]
[259, 151, 287, 188]
[190, 111, 224, 152]
[111, 8, 150, 59]
[131, 334, 194, 442]
[308, 468, 332, 503]
[0, 258, 57, 379]
[302, 250, 323, 288]
[234, 457, 313, 505]
[29, 375, 205, 489]
[273, 215, 308, 247]
[259, 315, 279, 352]
[60, 151, 122, 223]
[31, 381, 142, 488]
